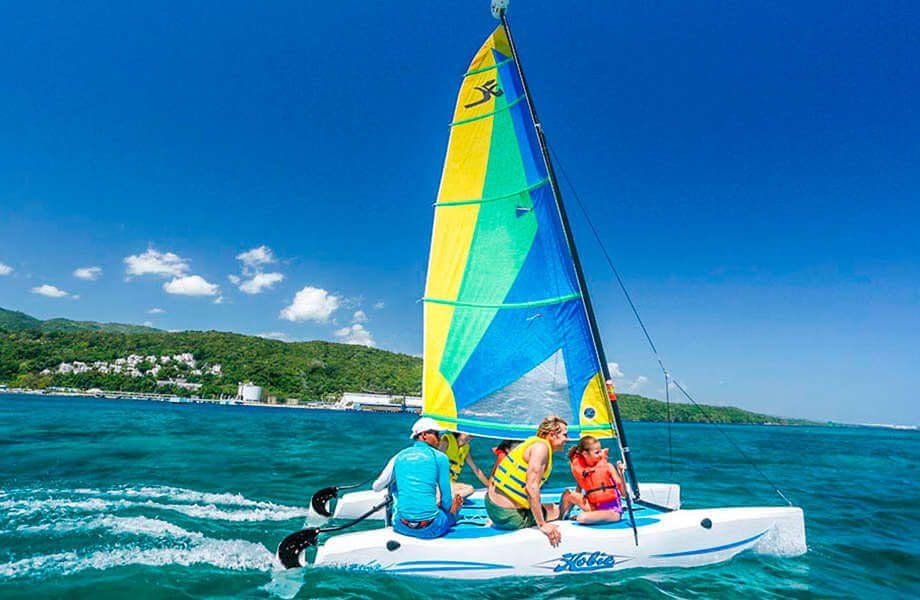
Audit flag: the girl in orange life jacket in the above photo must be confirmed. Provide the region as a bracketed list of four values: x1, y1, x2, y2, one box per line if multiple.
[489, 439, 519, 478]
[568, 435, 627, 524]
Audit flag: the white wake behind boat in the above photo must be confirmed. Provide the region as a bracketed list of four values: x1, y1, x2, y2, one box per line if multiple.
[278, 0, 806, 577]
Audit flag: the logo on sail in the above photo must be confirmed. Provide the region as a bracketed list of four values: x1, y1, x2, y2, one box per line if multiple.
[551, 551, 616, 573]
[465, 79, 504, 108]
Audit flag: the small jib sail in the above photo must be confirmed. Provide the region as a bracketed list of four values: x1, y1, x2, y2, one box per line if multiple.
[422, 26, 615, 441]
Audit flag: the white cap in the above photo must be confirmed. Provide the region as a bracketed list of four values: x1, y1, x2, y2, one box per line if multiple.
[410, 417, 446, 439]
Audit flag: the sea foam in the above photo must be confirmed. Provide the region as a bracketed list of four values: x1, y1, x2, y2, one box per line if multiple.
[1, 485, 308, 523]
[1, 538, 277, 580]
[1, 485, 294, 580]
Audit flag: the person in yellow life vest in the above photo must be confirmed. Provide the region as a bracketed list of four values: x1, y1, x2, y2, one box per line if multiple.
[485, 415, 577, 547]
[438, 431, 491, 498]
[567, 435, 626, 524]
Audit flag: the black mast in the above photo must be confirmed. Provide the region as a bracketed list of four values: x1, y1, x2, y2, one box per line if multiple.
[497, 9, 641, 501]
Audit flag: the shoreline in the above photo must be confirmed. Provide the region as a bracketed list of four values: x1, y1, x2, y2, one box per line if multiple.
[0, 387, 419, 414]
[2, 388, 914, 430]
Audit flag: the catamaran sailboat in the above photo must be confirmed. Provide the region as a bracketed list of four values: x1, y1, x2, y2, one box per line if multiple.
[277, 1, 806, 577]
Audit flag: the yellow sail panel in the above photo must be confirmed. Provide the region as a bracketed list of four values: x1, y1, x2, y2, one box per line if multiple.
[423, 303, 457, 424]
[578, 374, 616, 439]
[423, 29, 508, 427]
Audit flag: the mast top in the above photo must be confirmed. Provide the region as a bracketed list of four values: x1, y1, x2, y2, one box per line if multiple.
[491, 0, 509, 19]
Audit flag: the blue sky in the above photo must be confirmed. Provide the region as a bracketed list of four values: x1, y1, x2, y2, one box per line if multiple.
[0, 1, 916, 425]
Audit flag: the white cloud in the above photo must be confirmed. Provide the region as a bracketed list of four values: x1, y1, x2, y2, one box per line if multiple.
[608, 361, 648, 393]
[31, 284, 70, 298]
[624, 375, 649, 393]
[373, 301, 385, 310]
[147, 308, 165, 314]
[280, 286, 340, 323]
[124, 248, 189, 278]
[335, 323, 375, 347]
[607, 362, 625, 378]
[143, 321, 154, 327]
[230, 246, 284, 295]
[236, 245, 276, 269]
[258, 331, 290, 342]
[73, 266, 102, 281]
[352, 310, 368, 323]
[163, 275, 219, 297]
[239, 272, 284, 295]
[0, 262, 13, 276]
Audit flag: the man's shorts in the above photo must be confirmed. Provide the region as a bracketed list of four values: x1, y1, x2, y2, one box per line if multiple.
[485, 494, 546, 530]
[393, 507, 457, 539]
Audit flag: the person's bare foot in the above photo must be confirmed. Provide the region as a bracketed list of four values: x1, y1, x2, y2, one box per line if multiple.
[560, 489, 578, 519]
[450, 493, 464, 515]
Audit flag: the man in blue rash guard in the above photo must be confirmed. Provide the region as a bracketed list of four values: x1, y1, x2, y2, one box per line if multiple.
[372, 417, 463, 539]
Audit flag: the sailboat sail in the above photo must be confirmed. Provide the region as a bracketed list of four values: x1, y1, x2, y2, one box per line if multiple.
[422, 26, 614, 440]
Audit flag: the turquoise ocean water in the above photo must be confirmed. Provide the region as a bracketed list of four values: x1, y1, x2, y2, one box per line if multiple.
[1, 393, 917, 598]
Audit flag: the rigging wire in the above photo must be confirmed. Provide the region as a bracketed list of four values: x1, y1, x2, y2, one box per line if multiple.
[669, 378, 793, 506]
[546, 143, 794, 507]
[664, 369, 673, 478]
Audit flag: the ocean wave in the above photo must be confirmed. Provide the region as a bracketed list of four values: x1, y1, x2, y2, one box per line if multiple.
[16, 514, 206, 540]
[0, 486, 308, 524]
[22, 485, 287, 507]
[83, 485, 288, 508]
[1, 497, 134, 518]
[3, 506, 283, 581]
[136, 500, 308, 522]
[0, 537, 277, 580]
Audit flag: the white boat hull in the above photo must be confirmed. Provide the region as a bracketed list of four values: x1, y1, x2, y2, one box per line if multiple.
[307, 493, 806, 578]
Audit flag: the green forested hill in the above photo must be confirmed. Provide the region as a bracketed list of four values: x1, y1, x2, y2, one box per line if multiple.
[0, 307, 160, 334]
[614, 393, 813, 425]
[0, 308, 42, 331]
[0, 329, 422, 400]
[0, 308, 811, 424]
